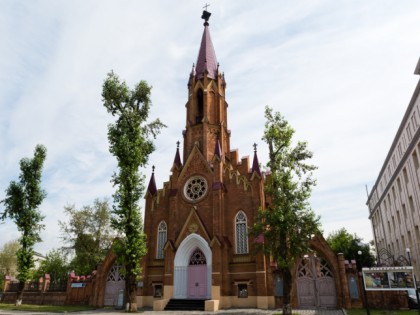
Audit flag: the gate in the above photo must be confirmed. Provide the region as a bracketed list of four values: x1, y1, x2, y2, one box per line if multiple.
[104, 265, 125, 306]
[296, 254, 337, 308]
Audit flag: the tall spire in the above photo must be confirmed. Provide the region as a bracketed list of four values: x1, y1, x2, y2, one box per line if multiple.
[195, 10, 218, 80]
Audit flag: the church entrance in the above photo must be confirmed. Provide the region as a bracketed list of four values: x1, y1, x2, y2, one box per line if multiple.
[187, 248, 207, 298]
[296, 254, 337, 308]
[173, 233, 211, 299]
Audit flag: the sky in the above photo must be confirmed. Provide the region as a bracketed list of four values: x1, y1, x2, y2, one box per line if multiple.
[1, 1, 420, 256]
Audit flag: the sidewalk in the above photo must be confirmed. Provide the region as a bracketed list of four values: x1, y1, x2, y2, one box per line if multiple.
[0, 308, 346, 315]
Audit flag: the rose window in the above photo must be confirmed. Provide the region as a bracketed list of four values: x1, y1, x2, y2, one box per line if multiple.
[184, 176, 207, 201]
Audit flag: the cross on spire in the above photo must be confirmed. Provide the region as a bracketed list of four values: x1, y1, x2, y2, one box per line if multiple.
[253, 143, 258, 153]
[203, 3, 210, 11]
[152, 165, 155, 173]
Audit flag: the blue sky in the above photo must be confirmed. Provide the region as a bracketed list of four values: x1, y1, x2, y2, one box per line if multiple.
[1, 1, 420, 255]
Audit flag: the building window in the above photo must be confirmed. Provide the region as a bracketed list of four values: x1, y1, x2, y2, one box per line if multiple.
[196, 89, 204, 123]
[157, 221, 167, 259]
[235, 211, 249, 254]
[238, 284, 248, 298]
[153, 284, 163, 298]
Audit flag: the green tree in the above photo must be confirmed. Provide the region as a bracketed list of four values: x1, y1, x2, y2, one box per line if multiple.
[102, 71, 164, 311]
[33, 249, 69, 285]
[327, 228, 375, 269]
[59, 199, 115, 275]
[0, 240, 20, 289]
[252, 107, 320, 315]
[0, 145, 47, 305]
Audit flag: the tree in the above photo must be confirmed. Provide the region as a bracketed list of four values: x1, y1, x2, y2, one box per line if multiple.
[0, 145, 47, 305]
[59, 199, 115, 275]
[0, 240, 20, 289]
[32, 249, 69, 285]
[252, 107, 320, 315]
[327, 228, 375, 269]
[102, 71, 165, 311]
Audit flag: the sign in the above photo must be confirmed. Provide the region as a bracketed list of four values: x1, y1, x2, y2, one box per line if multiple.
[362, 266, 416, 291]
[71, 282, 86, 288]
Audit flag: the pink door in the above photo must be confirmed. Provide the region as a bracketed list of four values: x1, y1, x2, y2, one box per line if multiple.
[188, 264, 207, 298]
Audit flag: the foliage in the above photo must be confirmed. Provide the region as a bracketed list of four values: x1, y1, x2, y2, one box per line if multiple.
[102, 71, 165, 311]
[0, 239, 20, 277]
[252, 107, 320, 315]
[32, 249, 69, 284]
[327, 228, 375, 269]
[59, 199, 114, 275]
[0, 145, 47, 304]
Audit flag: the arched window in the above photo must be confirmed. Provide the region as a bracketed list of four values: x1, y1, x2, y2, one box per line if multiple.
[196, 89, 204, 123]
[157, 221, 167, 259]
[235, 211, 248, 254]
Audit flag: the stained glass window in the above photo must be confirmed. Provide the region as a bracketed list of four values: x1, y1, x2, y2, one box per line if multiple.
[189, 248, 207, 265]
[235, 211, 248, 254]
[157, 221, 167, 259]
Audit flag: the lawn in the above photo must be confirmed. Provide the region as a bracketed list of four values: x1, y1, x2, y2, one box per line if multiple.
[0, 303, 96, 313]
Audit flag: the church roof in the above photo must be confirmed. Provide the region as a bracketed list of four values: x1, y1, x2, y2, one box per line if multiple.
[195, 18, 218, 80]
[147, 166, 157, 196]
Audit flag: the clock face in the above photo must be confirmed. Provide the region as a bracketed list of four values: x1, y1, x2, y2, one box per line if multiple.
[184, 176, 208, 202]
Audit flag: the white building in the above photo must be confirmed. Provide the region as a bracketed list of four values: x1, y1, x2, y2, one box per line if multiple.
[367, 57, 420, 277]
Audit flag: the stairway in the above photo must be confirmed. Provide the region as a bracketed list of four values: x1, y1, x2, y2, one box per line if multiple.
[164, 299, 206, 311]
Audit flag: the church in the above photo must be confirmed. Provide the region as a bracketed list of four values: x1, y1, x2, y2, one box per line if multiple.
[141, 10, 272, 310]
[91, 9, 356, 312]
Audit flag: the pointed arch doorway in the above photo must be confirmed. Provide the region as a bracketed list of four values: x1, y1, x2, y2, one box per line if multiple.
[173, 233, 211, 299]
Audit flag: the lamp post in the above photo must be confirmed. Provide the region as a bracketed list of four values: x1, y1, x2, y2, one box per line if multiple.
[359, 250, 370, 315]
[407, 248, 412, 266]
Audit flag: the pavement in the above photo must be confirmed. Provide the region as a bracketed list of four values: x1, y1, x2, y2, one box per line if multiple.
[0, 308, 346, 315]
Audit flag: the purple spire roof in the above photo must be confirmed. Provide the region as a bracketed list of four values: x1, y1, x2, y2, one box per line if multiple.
[196, 24, 218, 80]
[147, 166, 157, 196]
[173, 141, 182, 168]
[251, 144, 261, 176]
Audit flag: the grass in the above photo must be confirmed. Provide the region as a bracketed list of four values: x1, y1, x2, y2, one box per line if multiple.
[346, 309, 418, 315]
[0, 303, 96, 313]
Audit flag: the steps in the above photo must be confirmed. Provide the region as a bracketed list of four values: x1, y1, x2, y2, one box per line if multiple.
[164, 299, 206, 311]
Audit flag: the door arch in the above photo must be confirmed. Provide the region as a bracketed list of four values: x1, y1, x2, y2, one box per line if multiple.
[173, 233, 211, 299]
[296, 254, 337, 308]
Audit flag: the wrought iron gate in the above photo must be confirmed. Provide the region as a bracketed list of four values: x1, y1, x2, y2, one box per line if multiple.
[296, 255, 337, 308]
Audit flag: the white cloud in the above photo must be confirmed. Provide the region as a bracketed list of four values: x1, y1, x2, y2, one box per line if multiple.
[1, 1, 420, 255]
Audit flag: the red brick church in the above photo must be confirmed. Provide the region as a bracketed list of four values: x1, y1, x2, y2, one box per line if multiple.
[91, 10, 360, 312]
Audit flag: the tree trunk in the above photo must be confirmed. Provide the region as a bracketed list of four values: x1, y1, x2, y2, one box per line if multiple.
[15, 282, 24, 306]
[282, 266, 292, 315]
[125, 273, 137, 312]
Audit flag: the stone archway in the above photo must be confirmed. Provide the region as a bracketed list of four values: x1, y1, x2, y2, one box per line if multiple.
[173, 233, 211, 299]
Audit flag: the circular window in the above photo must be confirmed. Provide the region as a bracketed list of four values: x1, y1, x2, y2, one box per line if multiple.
[184, 176, 208, 201]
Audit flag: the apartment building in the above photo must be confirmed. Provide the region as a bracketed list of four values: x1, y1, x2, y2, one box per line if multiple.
[367, 57, 420, 276]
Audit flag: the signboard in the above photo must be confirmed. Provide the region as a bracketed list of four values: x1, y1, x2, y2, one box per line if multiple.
[71, 282, 86, 288]
[362, 266, 416, 291]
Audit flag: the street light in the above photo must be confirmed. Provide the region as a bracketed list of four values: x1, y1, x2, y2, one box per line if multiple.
[358, 250, 370, 315]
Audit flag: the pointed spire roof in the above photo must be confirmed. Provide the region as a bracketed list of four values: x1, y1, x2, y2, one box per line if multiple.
[196, 10, 218, 80]
[251, 143, 261, 176]
[147, 166, 157, 196]
[173, 141, 182, 168]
